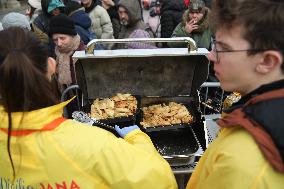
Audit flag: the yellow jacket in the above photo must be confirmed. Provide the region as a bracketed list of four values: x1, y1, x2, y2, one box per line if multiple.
[186, 127, 284, 189]
[0, 101, 177, 189]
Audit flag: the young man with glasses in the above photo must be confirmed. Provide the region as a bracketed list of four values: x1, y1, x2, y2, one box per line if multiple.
[186, 0, 284, 188]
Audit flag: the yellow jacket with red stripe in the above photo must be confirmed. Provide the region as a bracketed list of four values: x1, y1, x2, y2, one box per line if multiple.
[0, 101, 177, 189]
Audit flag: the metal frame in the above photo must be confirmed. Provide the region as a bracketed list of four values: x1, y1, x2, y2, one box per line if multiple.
[85, 37, 198, 54]
[200, 82, 224, 114]
[199, 82, 223, 147]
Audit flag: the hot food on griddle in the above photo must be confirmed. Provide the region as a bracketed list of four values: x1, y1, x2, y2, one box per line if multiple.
[140, 102, 193, 128]
[90, 93, 137, 119]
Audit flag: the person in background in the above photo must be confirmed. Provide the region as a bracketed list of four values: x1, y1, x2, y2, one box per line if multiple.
[127, 29, 157, 49]
[65, 0, 93, 45]
[186, 0, 284, 188]
[31, 0, 65, 56]
[81, 0, 114, 49]
[203, 0, 212, 8]
[26, 0, 42, 23]
[114, 0, 155, 49]
[99, 0, 120, 39]
[160, 0, 186, 47]
[47, 0, 65, 16]
[169, 0, 211, 49]
[184, 0, 190, 7]
[148, 0, 161, 38]
[0, 27, 177, 189]
[48, 14, 85, 90]
[1, 12, 31, 31]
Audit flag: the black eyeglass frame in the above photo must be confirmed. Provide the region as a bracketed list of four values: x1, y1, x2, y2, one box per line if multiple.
[211, 39, 269, 63]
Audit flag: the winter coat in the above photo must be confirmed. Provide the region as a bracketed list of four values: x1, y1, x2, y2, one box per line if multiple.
[31, 0, 65, 56]
[69, 8, 93, 45]
[160, 0, 186, 46]
[187, 80, 284, 189]
[98, 0, 120, 39]
[31, 13, 55, 55]
[169, 8, 212, 49]
[0, 100, 178, 189]
[85, 0, 114, 49]
[115, 0, 154, 49]
[203, 0, 212, 8]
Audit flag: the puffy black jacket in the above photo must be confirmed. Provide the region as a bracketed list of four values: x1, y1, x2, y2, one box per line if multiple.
[160, 0, 186, 46]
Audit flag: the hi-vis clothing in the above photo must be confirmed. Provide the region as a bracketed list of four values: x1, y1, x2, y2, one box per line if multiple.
[0, 100, 177, 189]
[186, 80, 284, 189]
[186, 127, 284, 189]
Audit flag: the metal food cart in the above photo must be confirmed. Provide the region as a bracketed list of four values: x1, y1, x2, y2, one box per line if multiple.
[68, 38, 210, 188]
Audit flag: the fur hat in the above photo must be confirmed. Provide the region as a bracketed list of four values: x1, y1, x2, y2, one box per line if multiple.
[2, 12, 31, 30]
[28, 0, 41, 9]
[49, 14, 77, 36]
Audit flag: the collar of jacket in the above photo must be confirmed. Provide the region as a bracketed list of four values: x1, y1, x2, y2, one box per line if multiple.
[0, 97, 74, 131]
[85, 0, 99, 13]
[224, 79, 284, 113]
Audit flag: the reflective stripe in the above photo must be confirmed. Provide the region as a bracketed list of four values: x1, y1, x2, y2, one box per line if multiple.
[0, 117, 66, 136]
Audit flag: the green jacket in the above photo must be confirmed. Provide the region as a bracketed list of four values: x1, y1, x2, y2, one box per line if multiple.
[169, 8, 212, 49]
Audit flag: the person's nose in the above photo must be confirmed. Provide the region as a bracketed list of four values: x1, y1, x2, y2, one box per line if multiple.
[192, 13, 198, 19]
[57, 39, 63, 47]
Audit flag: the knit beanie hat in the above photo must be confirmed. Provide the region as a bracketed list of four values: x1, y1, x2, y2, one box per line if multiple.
[49, 14, 77, 36]
[2, 12, 31, 30]
[28, 0, 41, 10]
[47, 0, 65, 13]
[189, 0, 205, 13]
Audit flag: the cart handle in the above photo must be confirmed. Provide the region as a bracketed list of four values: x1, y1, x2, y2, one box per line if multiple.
[85, 37, 197, 55]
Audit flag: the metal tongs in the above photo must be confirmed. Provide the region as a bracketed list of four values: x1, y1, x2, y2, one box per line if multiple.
[72, 111, 116, 132]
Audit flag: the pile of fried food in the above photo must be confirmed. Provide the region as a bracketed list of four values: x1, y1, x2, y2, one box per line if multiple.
[140, 102, 193, 128]
[90, 93, 137, 120]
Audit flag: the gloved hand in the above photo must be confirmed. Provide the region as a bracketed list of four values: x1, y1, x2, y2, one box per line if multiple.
[115, 125, 140, 138]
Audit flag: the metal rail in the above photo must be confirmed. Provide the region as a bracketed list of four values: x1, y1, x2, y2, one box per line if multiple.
[85, 37, 197, 54]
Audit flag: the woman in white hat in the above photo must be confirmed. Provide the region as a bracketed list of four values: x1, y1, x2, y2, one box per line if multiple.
[26, 0, 42, 23]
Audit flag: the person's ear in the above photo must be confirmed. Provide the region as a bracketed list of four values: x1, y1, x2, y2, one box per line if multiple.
[47, 57, 56, 80]
[256, 51, 283, 74]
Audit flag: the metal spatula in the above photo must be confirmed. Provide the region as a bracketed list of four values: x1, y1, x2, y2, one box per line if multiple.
[72, 111, 116, 131]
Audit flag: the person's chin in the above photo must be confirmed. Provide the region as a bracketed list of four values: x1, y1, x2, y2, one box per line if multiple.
[81, 2, 88, 7]
[58, 48, 68, 53]
[120, 21, 129, 26]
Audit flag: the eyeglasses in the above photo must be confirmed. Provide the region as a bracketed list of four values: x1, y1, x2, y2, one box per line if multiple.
[211, 39, 267, 63]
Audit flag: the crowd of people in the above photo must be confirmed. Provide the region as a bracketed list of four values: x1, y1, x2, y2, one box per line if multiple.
[0, 0, 213, 94]
[0, 0, 284, 188]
